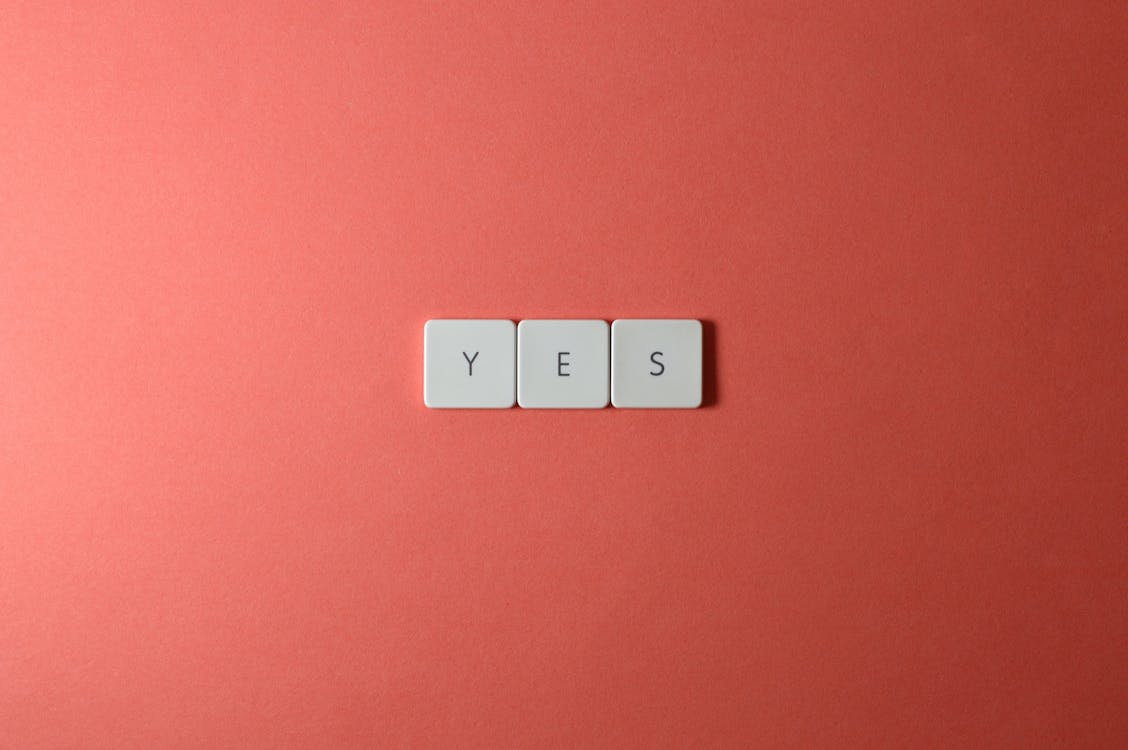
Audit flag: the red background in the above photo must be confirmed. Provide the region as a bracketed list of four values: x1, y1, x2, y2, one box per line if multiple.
[2, 2, 1126, 747]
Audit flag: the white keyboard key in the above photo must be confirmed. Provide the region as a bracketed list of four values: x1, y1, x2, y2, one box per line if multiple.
[611, 319, 702, 408]
[424, 319, 515, 408]
[517, 319, 610, 408]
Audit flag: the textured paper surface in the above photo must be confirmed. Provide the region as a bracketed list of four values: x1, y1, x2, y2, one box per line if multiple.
[2, 2, 1126, 747]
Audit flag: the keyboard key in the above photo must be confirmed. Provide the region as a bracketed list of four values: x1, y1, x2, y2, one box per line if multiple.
[424, 319, 516, 408]
[517, 319, 610, 408]
[611, 319, 702, 408]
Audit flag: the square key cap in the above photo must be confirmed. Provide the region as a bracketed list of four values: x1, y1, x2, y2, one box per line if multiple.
[424, 319, 516, 408]
[610, 319, 702, 408]
[517, 320, 610, 408]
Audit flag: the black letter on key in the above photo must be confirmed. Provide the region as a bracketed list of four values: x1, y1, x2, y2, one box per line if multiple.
[649, 351, 665, 376]
[462, 351, 479, 376]
[557, 352, 571, 376]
